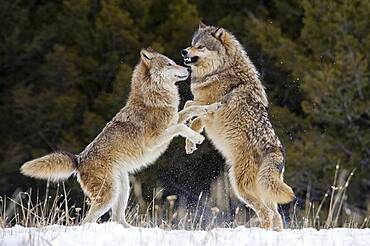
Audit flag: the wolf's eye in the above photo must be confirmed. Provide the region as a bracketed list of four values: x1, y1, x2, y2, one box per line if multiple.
[197, 45, 205, 49]
[167, 63, 172, 66]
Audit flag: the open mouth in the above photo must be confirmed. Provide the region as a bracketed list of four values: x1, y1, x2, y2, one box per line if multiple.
[184, 56, 199, 65]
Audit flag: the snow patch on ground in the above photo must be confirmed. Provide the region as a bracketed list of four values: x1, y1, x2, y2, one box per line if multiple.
[1, 223, 370, 246]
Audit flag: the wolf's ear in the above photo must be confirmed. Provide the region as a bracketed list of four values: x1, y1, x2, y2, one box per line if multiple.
[140, 49, 153, 61]
[146, 46, 157, 53]
[212, 28, 225, 42]
[199, 21, 207, 29]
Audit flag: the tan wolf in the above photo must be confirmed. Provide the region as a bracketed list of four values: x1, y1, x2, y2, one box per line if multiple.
[20, 48, 220, 227]
[180, 23, 295, 230]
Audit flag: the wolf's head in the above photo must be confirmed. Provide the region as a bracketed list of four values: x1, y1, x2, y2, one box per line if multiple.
[131, 48, 189, 106]
[181, 22, 248, 82]
[139, 48, 190, 86]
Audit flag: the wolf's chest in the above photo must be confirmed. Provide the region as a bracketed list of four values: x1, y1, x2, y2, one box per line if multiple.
[204, 114, 233, 161]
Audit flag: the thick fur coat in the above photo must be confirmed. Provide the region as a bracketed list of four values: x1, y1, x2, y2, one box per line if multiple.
[181, 23, 295, 230]
[20, 48, 219, 226]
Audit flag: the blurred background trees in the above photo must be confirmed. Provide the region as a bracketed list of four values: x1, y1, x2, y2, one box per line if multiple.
[0, 0, 369, 222]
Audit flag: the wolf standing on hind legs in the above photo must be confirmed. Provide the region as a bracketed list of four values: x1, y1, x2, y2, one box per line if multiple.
[20, 48, 220, 227]
[181, 23, 295, 231]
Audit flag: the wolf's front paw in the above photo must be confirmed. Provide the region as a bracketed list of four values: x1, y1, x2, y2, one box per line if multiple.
[184, 100, 195, 109]
[185, 139, 198, 154]
[206, 102, 222, 113]
[189, 133, 205, 145]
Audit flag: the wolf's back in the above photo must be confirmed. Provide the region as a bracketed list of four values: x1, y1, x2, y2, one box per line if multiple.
[20, 152, 77, 181]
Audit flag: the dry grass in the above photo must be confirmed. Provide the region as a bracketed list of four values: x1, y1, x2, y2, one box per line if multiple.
[287, 165, 369, 229]
[1, 165, 369, 230]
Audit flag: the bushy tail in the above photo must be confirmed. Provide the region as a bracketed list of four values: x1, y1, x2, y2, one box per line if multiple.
[20, 152, 78, 181]
[257, 152, 295, 204]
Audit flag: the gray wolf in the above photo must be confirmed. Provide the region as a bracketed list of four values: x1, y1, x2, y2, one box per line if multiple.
[181, 22, 295, 231]
[20, 48, 220, 227]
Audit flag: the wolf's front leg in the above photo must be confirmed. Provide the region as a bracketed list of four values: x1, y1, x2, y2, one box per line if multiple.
[152, 124, 204, 150]
[178, 102, 222, 124]
[185, 117, 205, 154]
[170, 124, 205, 144]
[182, 100, 197, 109]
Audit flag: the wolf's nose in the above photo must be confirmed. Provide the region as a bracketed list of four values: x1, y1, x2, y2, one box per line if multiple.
[181, 49, 188, 56]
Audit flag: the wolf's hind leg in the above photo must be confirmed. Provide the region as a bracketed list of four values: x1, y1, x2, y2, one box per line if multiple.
[266, 202, 284, 231]
[257, 150, 294, 204]
[236, 189, 274, 229]
[83, 202, 112, 224]
[111, 171, 131, 228]
[229, 162, 274, 230]
[80, 173, 115, 224]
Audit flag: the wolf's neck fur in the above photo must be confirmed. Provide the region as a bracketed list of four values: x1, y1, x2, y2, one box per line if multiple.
[111, 62, 179, 124]
[192, 37, 268, 107]
[129, 62, 179, 108]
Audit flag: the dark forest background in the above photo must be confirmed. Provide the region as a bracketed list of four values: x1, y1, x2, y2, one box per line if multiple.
[0, 0, 369, 218]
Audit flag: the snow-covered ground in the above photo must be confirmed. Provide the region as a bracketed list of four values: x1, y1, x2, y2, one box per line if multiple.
[1, 223, 369, 246]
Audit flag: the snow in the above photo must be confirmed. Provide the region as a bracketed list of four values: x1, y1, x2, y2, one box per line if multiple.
[1, 223, 370, 246]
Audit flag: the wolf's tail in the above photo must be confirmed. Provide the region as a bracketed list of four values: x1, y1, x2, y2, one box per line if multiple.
[20, 152, 78, 181]
[257, 150, 295, 204]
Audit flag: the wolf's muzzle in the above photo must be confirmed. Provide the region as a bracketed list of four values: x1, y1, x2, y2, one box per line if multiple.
[181, 49, 188, 56]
